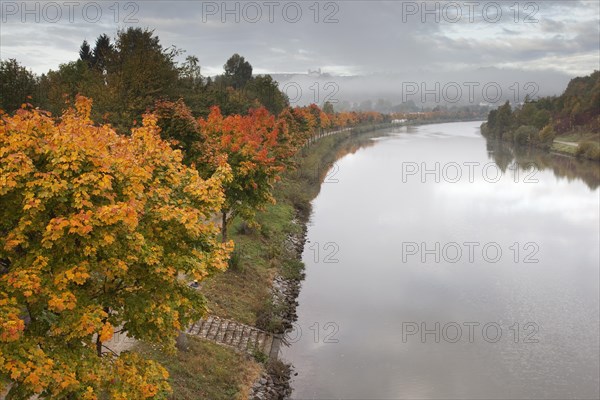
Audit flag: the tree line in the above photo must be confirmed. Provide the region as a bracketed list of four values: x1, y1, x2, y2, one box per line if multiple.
[0, 28, 387, 131]
[481, 71, 600, 161]
[1, 28, 284, 131]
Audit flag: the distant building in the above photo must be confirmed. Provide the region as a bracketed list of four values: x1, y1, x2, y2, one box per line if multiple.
[308, 68, 322, 77]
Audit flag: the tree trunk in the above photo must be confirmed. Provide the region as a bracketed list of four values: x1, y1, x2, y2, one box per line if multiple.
[96, 334, 102, 357]
[96, 306, 110, 357]
[221, 211, 228, 242]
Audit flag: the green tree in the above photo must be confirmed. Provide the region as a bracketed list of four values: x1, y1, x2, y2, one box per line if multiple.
[244, 75, 289, 115]
[538, 124, 555, 148]
[85, 28, 181, 130]
[36, 61, 91, 115]
[79, 40, 94, 68]
[494, 101, 513, 140]
[0, 59, 38, 113]
[36, 59, 110, 120]
[201, 85, 252, 117]
[179, 55, 203, 91]
[154, 99, 206, 166]
[177, 56, 206, 114]
[323, 101, 335, 114]
[223, 54, 253, 89]
[513, 125, 538, 145]
[532, 109, 551, 129]
[91, 34, 113, 74]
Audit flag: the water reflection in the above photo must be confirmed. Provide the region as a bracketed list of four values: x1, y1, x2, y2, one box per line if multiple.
[486, 139, 600, 190]
[283, 121, 600, 400]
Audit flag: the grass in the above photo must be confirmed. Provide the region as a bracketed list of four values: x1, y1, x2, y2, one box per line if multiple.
[556, 131, 599, 143]
[551, 141, 578, 156]
[201, 202, 298, 326]
[135, 337, 261, 400]
[552, 130, 600, 158]
[552, 132, 600, 161]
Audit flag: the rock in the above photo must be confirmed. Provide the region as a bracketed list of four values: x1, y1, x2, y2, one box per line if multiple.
[175, 332, 189, 352]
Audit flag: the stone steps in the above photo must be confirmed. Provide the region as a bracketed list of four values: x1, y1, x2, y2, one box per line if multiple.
[187, 316, 275, 357]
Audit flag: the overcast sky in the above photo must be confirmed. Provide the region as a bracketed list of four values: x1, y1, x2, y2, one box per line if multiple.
[1, 1, 598, 104]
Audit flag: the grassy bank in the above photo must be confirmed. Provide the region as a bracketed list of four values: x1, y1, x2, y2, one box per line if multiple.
[135, 337, 262, 400]
[482, 120, 600, 161]
[550, 131, 600, 159]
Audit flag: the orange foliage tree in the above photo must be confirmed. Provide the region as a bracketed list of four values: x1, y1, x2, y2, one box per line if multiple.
[198, 106, 289, 241]
[0, 97, 232, 398]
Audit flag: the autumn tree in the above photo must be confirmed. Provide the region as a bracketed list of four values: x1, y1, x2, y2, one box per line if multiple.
[0, 97, 232, 399]
[291, 106, 318, 137]
[198, 106, 287, 241]
[277, 107, 312, 152]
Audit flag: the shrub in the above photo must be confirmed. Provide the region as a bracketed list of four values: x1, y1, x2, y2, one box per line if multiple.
[576, 141, 595, 158]
[538, 125, 555, 144]
[576, 141, 600, 161]
[513, 125, 538, 145]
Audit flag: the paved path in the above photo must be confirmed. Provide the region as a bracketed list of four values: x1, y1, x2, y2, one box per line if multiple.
[305, 127, 352, 145]
[555, 140, 578, 147]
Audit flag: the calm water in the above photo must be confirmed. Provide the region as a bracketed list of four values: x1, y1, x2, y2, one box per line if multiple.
[282, 121, 600, 399]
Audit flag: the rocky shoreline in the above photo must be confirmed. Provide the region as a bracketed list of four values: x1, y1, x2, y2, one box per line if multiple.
[249, 215, 309, 400]
[248, 124, 395, 399]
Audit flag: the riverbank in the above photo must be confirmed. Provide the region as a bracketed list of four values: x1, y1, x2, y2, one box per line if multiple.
[481, 120, 600, 162]
[128, 122, 392, 399]
[551, 132, 600, 160]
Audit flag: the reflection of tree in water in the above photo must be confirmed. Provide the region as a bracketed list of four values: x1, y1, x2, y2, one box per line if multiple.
[293, 128, 384, 195]
[486, 140, 514, 173]
[333, 133, 378, 163]
[486, 139, 600, 190]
